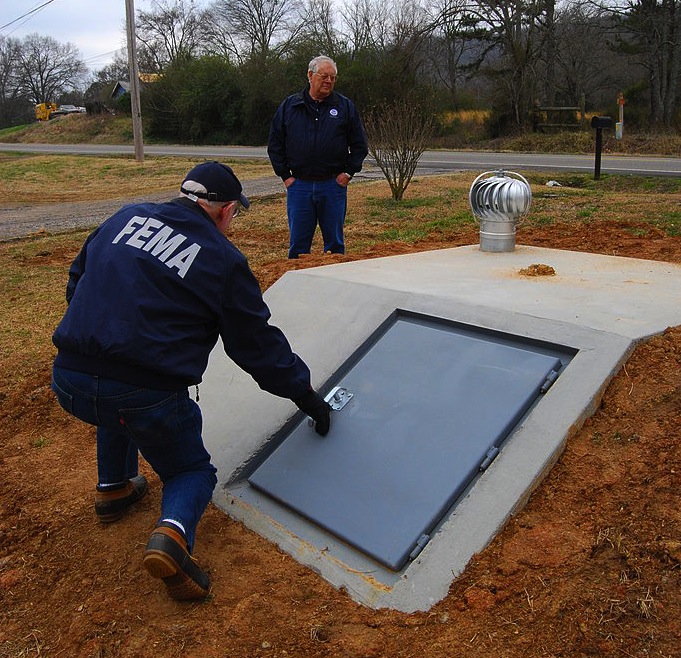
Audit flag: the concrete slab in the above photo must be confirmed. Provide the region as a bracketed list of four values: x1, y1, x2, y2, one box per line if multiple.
[200, 245, 681, 612]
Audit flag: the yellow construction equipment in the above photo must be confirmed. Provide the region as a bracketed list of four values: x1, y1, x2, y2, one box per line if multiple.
[35, 102, 58, 121]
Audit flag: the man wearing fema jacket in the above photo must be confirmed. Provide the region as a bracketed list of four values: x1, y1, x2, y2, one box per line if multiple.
[51, 161, 330, 601]
[267, 55, 368, 258]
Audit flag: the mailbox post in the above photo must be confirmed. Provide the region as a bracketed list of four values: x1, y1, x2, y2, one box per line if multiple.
[591, 116, 613, 180]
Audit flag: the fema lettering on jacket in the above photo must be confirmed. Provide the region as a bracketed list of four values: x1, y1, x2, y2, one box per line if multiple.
[112, 215, 201, 279]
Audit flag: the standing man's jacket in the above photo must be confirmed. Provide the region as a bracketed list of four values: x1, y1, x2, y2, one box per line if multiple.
[52, 197, 311, 398]
[267, 87, 368, 181]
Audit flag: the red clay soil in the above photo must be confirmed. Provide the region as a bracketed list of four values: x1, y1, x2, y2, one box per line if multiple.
[2, 223, 681, 658]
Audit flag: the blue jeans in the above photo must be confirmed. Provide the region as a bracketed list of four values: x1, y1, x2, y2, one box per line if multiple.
[286, 178, 348, 258]
[51, 365, 217, 551]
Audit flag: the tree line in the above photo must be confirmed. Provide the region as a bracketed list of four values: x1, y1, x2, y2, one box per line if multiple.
[1, 0, 679, 142]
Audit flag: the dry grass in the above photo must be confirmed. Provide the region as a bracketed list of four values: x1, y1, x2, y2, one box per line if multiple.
[0, 113, 137, 144]
[480, 131, 681, 156]
[0, 153, 273, 204]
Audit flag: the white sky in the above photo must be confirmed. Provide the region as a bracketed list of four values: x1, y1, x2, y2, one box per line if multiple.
[1, 0, 208, 71]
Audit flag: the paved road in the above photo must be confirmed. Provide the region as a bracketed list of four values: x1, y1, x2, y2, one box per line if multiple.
[1, 142, 680, 177]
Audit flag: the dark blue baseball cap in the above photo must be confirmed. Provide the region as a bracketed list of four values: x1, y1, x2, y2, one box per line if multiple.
[180, 161, 250, 208]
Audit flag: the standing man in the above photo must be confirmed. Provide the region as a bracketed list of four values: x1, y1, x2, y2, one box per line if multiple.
[51, 161, 331, 601]
[268, 55, 368, 259]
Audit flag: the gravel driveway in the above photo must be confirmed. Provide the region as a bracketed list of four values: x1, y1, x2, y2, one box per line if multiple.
[0, 175, 285, 242]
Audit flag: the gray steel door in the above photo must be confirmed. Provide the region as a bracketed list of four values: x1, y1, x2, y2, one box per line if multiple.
[249, 314, 564, 570]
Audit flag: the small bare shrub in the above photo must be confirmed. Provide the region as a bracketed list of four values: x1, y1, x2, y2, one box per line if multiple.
[364, 98, 437, 202]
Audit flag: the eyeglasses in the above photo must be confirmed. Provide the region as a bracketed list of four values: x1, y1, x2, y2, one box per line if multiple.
[223, 202, 239, 218]
[314, 72, 337, 82]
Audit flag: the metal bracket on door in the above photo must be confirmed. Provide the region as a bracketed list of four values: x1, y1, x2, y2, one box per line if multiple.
[325, 386, 353, 411]
[308, 386, 353, 427]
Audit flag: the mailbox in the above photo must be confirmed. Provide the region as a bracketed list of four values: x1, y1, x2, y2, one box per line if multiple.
[591, 116, 613, 129]
[591, 116, 612, 180]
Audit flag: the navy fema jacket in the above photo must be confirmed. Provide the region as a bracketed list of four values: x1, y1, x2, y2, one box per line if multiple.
[267, 86, 368, 181]
[52, 197, 311, 397]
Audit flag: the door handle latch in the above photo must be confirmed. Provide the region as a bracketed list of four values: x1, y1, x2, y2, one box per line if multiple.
[308, 386, 353, 426]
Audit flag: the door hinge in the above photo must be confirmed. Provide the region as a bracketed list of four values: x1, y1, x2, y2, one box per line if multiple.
[409, 533, 430, 561]
[540, 368, 560, 394]
[479, 446, 500, 471]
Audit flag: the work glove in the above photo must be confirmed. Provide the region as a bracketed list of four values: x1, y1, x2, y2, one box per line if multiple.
[294, 389, 331, 436]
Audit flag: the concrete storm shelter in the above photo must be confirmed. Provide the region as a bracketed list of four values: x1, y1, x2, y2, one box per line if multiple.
[199, 245, 681, 612]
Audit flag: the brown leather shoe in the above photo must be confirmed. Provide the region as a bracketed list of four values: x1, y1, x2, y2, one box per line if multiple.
[94, 475, 148, 523]
[143, 523, 210, 601]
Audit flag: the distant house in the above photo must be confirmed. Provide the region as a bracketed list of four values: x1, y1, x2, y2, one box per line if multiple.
[110, 81, 130, 100]
[110, 75, 160, 101]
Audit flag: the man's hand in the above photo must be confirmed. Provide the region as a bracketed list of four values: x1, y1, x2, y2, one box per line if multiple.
[294, 389, 331, 436]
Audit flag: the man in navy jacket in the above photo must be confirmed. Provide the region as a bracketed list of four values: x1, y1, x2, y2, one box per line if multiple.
[51, 161, 330, 600]
[268, 55, 368, 258]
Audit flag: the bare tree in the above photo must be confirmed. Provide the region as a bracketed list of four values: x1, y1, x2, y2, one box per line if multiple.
[15, 34, 87, 105]
[542, 0, 557, 105]
[425, 0, 491, 108]
[135, 0, 207, 71]
[391, 0, 430, 44]
[424, 0, 488, 108]
[337, 0, 432, 103]
[388, 0, 432, 74]
[364, 98, 437, 201]
[553, 4, 630, 109]
[0, 37, 26, 124]
[298, 0, 340, 57]
[469, 0, 550, 129]
[603, 0, 681, 129]
[93, 54, 131, 86]
[208, 0, 303, 61]
[202, 10, 242, 62]
[339, 0, 384, 55]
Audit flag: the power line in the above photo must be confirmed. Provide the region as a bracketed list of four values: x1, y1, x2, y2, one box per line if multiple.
[83, 50, 122, 65]
[82, 50, 126, 71]
[0, 0, 58, 32]
[1, 0, 122, 69]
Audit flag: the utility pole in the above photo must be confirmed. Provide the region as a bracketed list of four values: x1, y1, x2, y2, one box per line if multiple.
[125, 0, 144, 162]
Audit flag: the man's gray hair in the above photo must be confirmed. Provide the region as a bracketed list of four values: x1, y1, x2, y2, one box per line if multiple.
[308, 55, 337, 74]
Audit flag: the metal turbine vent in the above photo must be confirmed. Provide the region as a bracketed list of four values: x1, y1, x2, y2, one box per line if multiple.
[469, 170, 532, 252]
